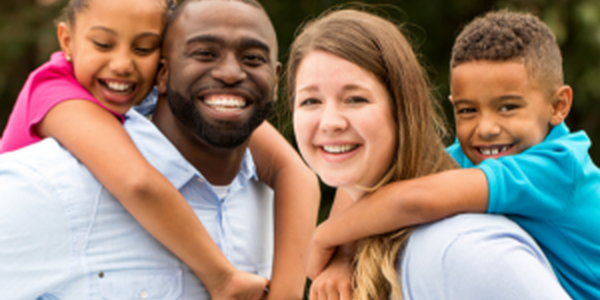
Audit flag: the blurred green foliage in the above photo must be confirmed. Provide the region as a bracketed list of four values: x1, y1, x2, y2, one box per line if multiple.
[1, 0, 599, 218]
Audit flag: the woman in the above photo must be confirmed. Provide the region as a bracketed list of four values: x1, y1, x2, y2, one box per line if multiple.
[289, 8, 571, 300]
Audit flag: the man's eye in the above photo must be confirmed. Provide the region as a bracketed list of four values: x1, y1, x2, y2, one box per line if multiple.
[243, 53, 267, 65]
[192, 49, 216, 59]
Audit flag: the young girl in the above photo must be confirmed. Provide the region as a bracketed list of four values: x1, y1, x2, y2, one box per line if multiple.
[0, 0, 317, 299]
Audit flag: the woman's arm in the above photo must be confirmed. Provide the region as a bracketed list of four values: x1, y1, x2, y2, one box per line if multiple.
[249, 122, 320, 300]
[306, 168, 489, 277]
[37, 100, 267, 299]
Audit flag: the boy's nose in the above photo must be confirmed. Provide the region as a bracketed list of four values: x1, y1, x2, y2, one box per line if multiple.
[476, 117, 501, 140]
[211, 53, 246, 85]
[319, 103, 348, 134]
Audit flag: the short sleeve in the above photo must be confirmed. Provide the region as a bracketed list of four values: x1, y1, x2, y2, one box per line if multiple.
[482, 127, 587, 220]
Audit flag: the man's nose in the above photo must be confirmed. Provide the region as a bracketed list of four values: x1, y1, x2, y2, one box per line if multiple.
[211, 53, 246, 85]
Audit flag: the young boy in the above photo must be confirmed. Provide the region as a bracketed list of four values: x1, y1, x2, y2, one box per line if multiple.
[307, 10, 599, 299]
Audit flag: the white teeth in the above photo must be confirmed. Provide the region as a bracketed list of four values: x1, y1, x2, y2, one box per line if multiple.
[479, 145, 509, 156]
[106, 81, 132, 92]
[323, 144, 357, 153]
[204, 97, 246, 111]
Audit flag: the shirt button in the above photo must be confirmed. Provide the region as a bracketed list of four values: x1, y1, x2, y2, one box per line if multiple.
[139, 290, 148, 299]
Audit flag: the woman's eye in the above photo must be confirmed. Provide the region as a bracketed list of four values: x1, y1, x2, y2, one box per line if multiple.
[298, 98, 321, 107]
[348, 96, 368, 104]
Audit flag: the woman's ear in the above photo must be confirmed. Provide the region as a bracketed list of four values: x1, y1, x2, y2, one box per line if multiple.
[57, 22, 72, 59]
[156, 58, 169, 95]
[550, 85, 573, 126]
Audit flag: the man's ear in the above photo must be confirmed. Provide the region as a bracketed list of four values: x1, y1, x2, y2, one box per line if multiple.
[550, 85, 573, 126]
[156, 58, 169, 95]
[57, 22, 72, 58]
[272, 62, 282, 101]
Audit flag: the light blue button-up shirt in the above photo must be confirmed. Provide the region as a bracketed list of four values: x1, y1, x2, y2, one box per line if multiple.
[0, 109, 274, 300]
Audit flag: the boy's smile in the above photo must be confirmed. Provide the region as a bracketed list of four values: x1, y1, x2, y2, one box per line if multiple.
[450, 60, 560, 165]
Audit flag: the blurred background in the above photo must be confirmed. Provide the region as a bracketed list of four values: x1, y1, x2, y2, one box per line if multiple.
[1, 0, 599, 219]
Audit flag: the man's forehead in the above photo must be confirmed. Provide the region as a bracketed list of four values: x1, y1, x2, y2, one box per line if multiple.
[167, 0, 277, 54]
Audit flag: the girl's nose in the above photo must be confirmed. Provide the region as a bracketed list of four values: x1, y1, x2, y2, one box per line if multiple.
[476, 116, 501, 140]
[110, 52, 135, 75]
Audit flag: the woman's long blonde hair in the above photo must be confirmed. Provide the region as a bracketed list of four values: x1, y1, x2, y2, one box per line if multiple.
[288, 8, 458, 300]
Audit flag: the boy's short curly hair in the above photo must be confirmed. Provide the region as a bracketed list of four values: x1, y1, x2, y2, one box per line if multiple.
[451, 10, 563, 95]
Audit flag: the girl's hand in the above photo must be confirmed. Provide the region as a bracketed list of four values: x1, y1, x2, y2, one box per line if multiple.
[309, 247, 354, 300]
[209, 270, 268, 300]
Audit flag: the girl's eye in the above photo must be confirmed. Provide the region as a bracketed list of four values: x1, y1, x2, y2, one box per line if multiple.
[134, 46, 158, 55]
[93, 41, 111, 49]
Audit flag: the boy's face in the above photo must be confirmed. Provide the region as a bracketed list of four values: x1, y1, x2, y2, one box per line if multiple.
[450, 60, 557, 165]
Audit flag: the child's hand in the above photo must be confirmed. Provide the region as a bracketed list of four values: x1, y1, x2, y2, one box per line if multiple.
[309, 249, 354, 300]
[305, 228, 336, 280]
[209, 270, 268, 300]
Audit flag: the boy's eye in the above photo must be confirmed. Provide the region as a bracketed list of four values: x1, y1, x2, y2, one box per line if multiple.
[499, 103, 519, 112]
[456, 107, 477, 114]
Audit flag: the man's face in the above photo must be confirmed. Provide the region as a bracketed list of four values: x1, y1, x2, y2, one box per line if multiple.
[161, 0, 280, 148]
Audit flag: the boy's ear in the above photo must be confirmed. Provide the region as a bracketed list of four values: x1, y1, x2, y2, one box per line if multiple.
[156, 58, 169, 95]
[57, 22, 72, 58]
[549, 85, 573, 126]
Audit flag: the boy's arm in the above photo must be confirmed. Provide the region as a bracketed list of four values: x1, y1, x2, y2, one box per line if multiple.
[306, 168, 489, 277]
[308, 189, 356, 300]
[37, 100, 268, 299]
[249, 122, 320, 300]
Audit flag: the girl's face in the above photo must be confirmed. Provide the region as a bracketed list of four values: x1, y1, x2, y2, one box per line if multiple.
[293, 50, 397, 200]
[58, 0, 165, 114]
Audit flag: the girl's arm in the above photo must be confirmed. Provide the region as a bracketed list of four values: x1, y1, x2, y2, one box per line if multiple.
[249, 122, 320, 300]
[37, 100, 268, 299]
[306, 168, 489, 277]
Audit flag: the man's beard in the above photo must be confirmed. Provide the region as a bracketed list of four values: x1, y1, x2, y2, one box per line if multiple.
[166, 88, 273, 149]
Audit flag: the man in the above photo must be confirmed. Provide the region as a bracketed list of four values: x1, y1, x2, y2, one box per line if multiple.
[0, 1, 316, 299]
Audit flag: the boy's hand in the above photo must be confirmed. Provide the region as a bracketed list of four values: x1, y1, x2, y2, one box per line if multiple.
[209, 270, 268, 300]
[305, 228, 336, 280]
[309, 246, 354, 300]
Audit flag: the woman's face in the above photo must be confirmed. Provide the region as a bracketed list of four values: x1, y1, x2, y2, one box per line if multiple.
[293, 50, 397, 200]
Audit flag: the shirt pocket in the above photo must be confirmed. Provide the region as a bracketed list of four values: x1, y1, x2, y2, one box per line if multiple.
[99, 269, 182, 300]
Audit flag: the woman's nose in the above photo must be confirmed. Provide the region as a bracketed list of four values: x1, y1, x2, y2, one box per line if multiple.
[319, 103, 348, 133]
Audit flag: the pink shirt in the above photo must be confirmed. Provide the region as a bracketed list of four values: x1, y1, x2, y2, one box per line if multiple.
[0, 51, 123, 153]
